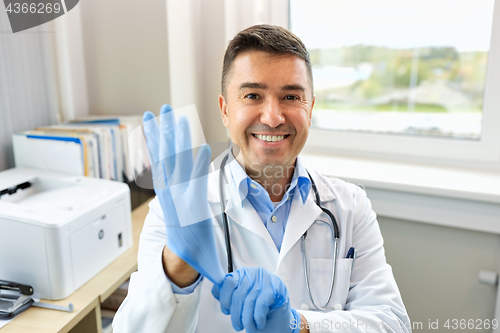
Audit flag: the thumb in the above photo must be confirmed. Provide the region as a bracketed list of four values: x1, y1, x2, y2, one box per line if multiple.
[211, 283, 221, 300]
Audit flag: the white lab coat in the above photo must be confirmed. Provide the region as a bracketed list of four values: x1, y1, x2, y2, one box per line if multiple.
[113, 157, 411, 333]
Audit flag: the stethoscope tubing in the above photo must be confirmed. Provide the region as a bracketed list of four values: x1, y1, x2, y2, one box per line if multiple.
[219, 153, 234, 273]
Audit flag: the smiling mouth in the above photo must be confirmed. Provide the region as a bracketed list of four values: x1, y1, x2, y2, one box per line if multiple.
[252, 134, 289, 142]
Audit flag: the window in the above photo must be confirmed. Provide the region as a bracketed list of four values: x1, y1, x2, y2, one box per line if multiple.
[289, 0, 500, 164]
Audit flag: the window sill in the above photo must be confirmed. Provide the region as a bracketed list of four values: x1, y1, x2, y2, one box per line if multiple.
[301, 153, 500, 234]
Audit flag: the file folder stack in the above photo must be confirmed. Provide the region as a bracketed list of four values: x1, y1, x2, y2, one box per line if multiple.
[12, 116, 149, 183]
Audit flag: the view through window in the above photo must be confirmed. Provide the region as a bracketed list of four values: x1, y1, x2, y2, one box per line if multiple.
[290, 0, 495, 139]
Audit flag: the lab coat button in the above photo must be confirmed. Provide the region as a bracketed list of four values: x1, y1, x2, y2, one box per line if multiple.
[271, 216, 277, 223]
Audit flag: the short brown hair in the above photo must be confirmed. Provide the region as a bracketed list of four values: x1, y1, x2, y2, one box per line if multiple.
[221, 24, 313, 98]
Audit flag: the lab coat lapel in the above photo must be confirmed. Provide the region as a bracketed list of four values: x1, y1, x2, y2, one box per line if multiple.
[277, 192, 321, 267]
[225, 183, 277, 251]
[277, 171, 335, 267]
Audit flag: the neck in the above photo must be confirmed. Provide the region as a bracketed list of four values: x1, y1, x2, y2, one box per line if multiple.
[246, 162, 295, 202]
[232, 147, 296, 202]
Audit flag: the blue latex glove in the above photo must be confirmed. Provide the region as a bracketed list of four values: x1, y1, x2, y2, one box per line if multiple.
[211, 267, 301, 333]
[143, 104, 225, 285]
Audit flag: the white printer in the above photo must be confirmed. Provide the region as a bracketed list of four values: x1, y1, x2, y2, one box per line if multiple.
[0, 168, 132, 300]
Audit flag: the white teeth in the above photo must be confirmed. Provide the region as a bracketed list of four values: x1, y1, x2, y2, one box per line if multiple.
[255, 134, 285, 142]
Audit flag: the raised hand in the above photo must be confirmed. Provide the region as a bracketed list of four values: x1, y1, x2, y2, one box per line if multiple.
[143, 104, 224, 285]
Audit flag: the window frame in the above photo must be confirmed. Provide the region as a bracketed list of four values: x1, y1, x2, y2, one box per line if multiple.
[286, 0, 500, 165]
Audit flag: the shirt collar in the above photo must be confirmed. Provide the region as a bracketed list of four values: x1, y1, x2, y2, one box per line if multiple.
[226, 147, 312, 206]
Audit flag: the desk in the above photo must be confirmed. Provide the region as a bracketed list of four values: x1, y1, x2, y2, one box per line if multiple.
[0, 197, 153, 333]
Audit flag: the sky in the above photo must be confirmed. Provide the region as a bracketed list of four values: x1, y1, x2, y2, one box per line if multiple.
[290, 0, 495, 52]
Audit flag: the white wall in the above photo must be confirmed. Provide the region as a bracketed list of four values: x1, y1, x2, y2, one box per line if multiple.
[165, 0, 228, 145]
[379, 216, 499, 332]
[80, 0, 170, 116]
[197, 0, 229, 144]
[79, 0, 228, 144]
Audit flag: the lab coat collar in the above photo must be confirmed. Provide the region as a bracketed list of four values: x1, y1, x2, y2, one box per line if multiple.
[226, 149, 248, 208]
[207, 150, 336, 204]
[293, 156, 312, 204]
[207, 150, 337, 254]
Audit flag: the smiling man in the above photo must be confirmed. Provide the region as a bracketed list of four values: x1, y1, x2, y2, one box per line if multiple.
[220, 49, 314, 202]
[114, 25, 411, 333]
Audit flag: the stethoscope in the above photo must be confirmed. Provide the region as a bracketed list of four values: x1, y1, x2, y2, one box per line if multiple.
[218, 153, 340, 311]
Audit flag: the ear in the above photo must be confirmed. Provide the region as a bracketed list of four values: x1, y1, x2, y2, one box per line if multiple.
[308, 95, 315, 126]
[219, 94, 230, 128]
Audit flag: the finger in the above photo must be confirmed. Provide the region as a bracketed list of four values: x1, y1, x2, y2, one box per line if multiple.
[192, 144, 211, 180]
[175, 115, 192, 154]
[143, 111, 168, 190]
[218, 271, 240, 315]
[172, 115, 193, 185]
[230, 272, 251, 332]
[158, 104, 176, 177]
[143, 111, 159, 163]
[254, 289, 274, 330]
[241, 286, 260, 333]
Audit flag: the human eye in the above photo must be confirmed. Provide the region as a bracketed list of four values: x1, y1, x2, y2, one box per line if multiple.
[284, 95, 299, 101]
[245, 93, 260, 100]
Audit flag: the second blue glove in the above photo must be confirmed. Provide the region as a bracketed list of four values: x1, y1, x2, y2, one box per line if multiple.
[211, 267, 301, 333]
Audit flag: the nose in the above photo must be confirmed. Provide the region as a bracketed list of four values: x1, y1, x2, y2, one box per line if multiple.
[259, 98, 285, 128]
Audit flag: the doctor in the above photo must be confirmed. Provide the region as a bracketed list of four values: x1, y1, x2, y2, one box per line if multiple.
[114, 25, 411, 332]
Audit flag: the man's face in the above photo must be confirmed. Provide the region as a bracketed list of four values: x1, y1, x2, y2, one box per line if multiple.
[219, 51, 315, 172]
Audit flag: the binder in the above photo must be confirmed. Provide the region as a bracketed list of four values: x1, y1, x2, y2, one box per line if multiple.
[13, 115, 148, 184]
[26, 129, 99, 177]
[13, 134, 84, 176]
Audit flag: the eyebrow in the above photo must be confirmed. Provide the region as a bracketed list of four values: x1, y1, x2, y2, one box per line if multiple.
[282, 84, 306, 92]
[239, 82, 306, 92]
[240, 82, 267, 90]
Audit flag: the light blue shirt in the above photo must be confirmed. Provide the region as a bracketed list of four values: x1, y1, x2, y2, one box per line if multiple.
[227, 153, 311, 252]
[169, 151, 311, 294]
